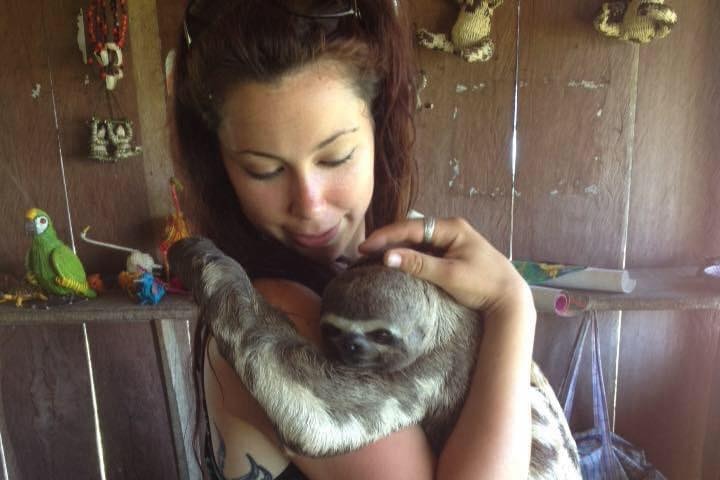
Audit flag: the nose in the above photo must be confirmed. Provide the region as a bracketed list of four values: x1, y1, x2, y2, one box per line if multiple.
[289, 172, 326, 219]
[340, 334, 369, 357]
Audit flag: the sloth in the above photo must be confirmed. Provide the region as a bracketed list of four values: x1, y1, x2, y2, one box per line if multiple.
[169, 237, 581, 478]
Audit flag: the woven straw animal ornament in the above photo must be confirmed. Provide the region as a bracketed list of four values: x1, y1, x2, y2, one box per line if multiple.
[594, 0, 678, 44]
[417, 0, 503, 63]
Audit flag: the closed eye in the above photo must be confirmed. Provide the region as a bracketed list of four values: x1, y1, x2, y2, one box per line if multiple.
[244, 147, 355, 180]
[368, 329, 395, 345]
[319, 147, 356, 167]
[245, 166, 284, 180]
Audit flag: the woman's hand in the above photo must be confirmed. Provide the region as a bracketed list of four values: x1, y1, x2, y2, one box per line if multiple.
[359, 217, 532, 316]
[362, 217, 536, 479]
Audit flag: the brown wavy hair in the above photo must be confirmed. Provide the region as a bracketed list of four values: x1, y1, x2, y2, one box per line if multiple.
[172, 1, 418, 476]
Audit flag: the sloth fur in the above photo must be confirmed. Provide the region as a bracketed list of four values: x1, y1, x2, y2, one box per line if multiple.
[169, 237, 581, 479]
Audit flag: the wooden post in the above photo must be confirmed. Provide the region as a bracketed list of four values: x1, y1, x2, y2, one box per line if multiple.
[154, 319, 199, 480]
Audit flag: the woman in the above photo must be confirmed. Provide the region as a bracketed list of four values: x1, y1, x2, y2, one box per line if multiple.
[173, 1, 536, 479]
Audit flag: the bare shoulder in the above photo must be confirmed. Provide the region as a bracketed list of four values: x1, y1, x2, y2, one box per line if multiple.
[253, 277, 323, 345]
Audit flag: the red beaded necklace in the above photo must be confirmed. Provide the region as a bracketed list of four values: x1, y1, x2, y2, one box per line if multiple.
[85, 0, 128, 86]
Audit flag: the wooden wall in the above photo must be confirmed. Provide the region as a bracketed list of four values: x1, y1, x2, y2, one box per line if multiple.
[409, 0, 720, 478]
[617, 1, 720, 477]
[0, 0, 179, 478]
[0, 0, 718, 478]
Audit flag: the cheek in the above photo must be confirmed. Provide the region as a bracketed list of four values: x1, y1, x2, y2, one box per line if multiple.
[328, 153, 374, 211]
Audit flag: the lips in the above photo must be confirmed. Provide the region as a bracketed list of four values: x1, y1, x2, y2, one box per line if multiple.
[289, 223, 340, 248]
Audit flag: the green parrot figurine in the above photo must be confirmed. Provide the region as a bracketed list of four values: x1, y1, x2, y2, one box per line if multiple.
[24, 208, 97, 299]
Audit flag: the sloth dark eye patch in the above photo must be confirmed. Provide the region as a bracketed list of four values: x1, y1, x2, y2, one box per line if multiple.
[367, 329, 395, 345]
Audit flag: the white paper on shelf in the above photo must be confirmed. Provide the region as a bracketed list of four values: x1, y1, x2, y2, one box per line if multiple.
[540, 268, 636, 293]
[530, 286, 569, 315]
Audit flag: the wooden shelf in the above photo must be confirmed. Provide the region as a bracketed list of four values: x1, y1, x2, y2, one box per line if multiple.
[543, 267, 720, 316]
[1, 267, 719, 325]
[0, 291, 197, 326]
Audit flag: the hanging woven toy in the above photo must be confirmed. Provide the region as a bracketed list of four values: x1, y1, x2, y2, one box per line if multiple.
[594, 0, 678, 44]
[417, 0, 504, 63]
[88, 116, 142, 162]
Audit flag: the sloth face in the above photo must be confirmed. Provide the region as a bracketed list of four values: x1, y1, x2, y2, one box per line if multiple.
[320, 265, 437, 372]
[320, 314, 427, 371]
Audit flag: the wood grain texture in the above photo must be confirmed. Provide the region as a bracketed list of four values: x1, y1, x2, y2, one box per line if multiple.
[154, 318, 199, 480]
[127, 0, 176, 223]
[617, 1, 720, 477]
[616, 311, 720, 479]
[536, 267, 720, 314]
[87, 322, 179, 480]
[156, 0, 186, 62]
[0, 2, 102, 479]
[514, 0, 639, 431]
[0, 324, 100, 479]
[0, 292, 196, 325]
[409, 0, 517, 253]
[0, 0, 68, 279]
[41, 0, 155, 276]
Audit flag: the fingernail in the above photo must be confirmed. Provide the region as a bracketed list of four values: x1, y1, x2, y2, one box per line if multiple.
[386, 252, 401, 268]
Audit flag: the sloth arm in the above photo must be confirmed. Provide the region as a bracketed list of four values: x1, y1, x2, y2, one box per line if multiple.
[205, 278, 436, 480]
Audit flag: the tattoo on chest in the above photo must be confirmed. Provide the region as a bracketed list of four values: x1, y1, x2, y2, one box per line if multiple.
[217, 435, 273, 480]
[234, 454, 273, 480]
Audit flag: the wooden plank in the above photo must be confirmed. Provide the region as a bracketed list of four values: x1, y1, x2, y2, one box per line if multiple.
[127, 0, 176, 223]
[154, 318, 199, 480]
[702, 333, 720, 479]
[38, 2, 184, 477]
[533, 267, 720, 315]
[0, 292, 196, 325]
[0, 0, 68, 278]
[42, 0, 155, 275]
[155, 0, 186, 70]
[87, 322, 179, 480]
[154, 0, 209, 241]
[409, 0, 517, 253]
[616, 311, 720, 479]
[0, 327, 21, 480]
[617, 1, 720, 477]
[0, 1, 102, 478]
[514, 0, 638, 430]
[0, 324, 100, 479]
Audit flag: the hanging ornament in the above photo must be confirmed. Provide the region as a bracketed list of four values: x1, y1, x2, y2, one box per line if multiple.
[159, 178, 193, 279]
[85, 0, 129, 90]
[416, 0, 504, 63]
[593, 0, 678, 44]
[88, 116, 142, 162]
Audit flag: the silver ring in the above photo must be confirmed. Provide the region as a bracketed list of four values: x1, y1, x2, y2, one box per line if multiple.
[422, 216, 436, 245]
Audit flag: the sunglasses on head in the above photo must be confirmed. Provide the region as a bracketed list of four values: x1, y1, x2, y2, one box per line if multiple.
[184, 0, 361, 47]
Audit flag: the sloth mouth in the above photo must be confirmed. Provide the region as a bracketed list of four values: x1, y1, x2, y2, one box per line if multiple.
[325, 343, 381, 369]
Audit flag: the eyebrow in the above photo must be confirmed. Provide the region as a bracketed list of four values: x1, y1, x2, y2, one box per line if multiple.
[233, 127, 359, 161]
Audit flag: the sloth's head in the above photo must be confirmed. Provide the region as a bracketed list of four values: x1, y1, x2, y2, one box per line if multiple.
[319, 264, 440, 372]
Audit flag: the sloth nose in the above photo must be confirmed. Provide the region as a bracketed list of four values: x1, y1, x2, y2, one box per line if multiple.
[341, 334, 369, 357]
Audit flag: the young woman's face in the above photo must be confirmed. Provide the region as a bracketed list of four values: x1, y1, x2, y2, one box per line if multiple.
[218, 62, 375, 264]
